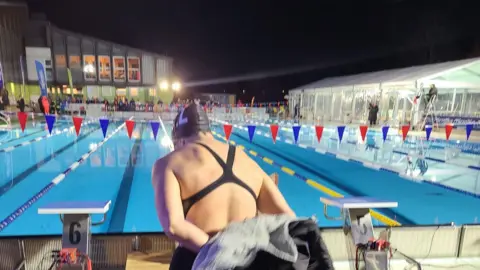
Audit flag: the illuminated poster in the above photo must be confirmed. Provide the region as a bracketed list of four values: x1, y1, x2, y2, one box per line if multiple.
[98, 56, 111, 81]
[113, 56, 126, 82]
[69, 55, 81, 69]
[127, 57, 141, 82]
[83, 55, 97, 81]
[55, 55, 66, 68]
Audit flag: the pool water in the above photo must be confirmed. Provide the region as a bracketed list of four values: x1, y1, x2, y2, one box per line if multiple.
[0, 116, 479, 237]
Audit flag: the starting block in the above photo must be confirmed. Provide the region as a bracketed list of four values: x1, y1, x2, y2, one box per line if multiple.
[38, 201, 111, 256]
[321, 197, 398, 270]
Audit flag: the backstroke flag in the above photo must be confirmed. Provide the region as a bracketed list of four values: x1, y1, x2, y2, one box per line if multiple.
[150, 121, 160, 140]
[381, 125, 389, 142]
[247, 125, 256, 142]
[425, 125, 432, 141]
[72, 116, 83, 136]
[17, 112, 27, 132]
[45, 114, 56, 135]
[292, 125, 301, 144]
[35, 60, 48, 96]
[99, 118, 109, 138]
[466, 124, 473, 141]
[337, 126, 346, 143]
[270, 124, 279, 143]
[125, 120, 135, 139]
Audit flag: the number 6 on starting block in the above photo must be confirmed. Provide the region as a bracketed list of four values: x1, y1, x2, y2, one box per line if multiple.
[38, 201, 111, 255]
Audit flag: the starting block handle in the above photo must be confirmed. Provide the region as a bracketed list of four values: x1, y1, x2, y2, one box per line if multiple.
[59, 213, 107, 226]
[323, 204, 344, 221]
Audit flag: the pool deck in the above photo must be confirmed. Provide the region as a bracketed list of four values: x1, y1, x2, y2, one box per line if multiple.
[125, 251, 480, 270]
[126, 252, 171, 270]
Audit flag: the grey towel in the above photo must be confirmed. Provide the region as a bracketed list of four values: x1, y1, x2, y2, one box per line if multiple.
[192, 214, 309, 270]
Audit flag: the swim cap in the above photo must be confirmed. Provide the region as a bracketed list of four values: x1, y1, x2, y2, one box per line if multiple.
[172, 102, 210, 139]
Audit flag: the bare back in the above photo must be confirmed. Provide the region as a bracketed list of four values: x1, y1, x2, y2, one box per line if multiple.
[166, 139, 263, 235]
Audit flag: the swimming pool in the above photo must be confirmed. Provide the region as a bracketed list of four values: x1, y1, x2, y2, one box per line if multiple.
[0, 115, 479, 237]
[212, 121, 480, 225]
[227, 119, 480, 195]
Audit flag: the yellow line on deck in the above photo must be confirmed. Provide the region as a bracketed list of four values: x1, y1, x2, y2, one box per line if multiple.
[306, 179, 401, 226]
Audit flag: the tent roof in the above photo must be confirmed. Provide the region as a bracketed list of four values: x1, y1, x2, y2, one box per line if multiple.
[291, 57, 480, 92]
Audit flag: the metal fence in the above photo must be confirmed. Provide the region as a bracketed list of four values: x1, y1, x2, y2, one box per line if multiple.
[1, 224, 479, 269]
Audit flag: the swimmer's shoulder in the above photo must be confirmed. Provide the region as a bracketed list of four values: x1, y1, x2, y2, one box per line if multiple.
[152, 151, 176, 174]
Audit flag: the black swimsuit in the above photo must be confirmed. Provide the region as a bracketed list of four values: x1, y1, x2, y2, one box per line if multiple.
[181, 142, 257, 217]
[170, 142, 258, 270]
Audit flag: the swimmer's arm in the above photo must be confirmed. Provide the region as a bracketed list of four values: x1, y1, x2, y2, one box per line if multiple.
[258, 171, 296, 217]
[152, 160, 210, 252]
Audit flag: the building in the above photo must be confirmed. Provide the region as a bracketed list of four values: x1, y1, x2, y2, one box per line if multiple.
[1, 7, 175, 105]
[0, 0, 29, 90]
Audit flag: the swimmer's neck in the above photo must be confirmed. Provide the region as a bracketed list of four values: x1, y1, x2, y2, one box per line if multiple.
[183, 132, 215, 144]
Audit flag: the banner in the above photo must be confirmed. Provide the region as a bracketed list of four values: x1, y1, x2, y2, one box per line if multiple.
[113, 56, 126, 82]
[20, 56, 25, 97]
[428, 115, 480, 130]
[35, 60, 48, 96]
[0, 61, 3, 90]
[67, 68, 74, 96]
[127, 57, 141, 82]
[83, 55, 97, 81]
[98, 56, 111, 81]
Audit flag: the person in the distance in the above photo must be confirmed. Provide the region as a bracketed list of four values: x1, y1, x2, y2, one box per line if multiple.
[152, 102, 294, 269]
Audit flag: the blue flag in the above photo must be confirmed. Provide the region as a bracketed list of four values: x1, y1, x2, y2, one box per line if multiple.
[466, 123, 473, 141]
[247, 125, 256, 142]
[150, 121, 160, 140]
[0, 62, 3, 90]
[45, 114, 56, 135]
[35, 60, 48, 96]
[425, 125, 432, 141]
[337, 126, 346, 143]
[292, 125, 301, 144]
[99, 118, 109, 138]
[381, 125, 389, 142]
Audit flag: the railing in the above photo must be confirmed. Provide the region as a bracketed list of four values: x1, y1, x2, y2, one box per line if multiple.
[0, 224, 479, 269]
[0, 111, 11, 127]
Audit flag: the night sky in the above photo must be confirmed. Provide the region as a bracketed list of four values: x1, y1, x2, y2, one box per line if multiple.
[28, 0, 480, 102]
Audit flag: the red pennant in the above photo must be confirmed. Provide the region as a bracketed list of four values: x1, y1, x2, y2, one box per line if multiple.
[125, 120, 135, 139]
[445, 123, 453, 141]
[359, 125, 368, 142]
[223, 124, 233, 141]
[270, 124, 279, 143]
[401, 125, 410, 142]
[72, 117, 83, 136]
[17, 112, 27, 132]
[315, 126, 324, 143]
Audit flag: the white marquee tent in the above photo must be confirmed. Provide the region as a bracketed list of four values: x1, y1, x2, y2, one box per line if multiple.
[288, 57, 480, 126]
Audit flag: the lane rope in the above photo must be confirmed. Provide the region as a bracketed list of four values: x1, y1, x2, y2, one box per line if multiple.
[210, 130, 401, 227]
[0, 117, 133, 233]
[0, 120, 95, 153]
[214, 119, 480, 200]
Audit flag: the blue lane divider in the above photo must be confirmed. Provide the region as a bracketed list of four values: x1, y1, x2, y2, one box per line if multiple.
[0, 119, 130, 232]
[213, 119, 480, 200]
[0, 120, 95, 153]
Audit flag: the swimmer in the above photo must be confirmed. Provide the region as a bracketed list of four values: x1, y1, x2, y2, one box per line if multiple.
[152, 103, 295, 269]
